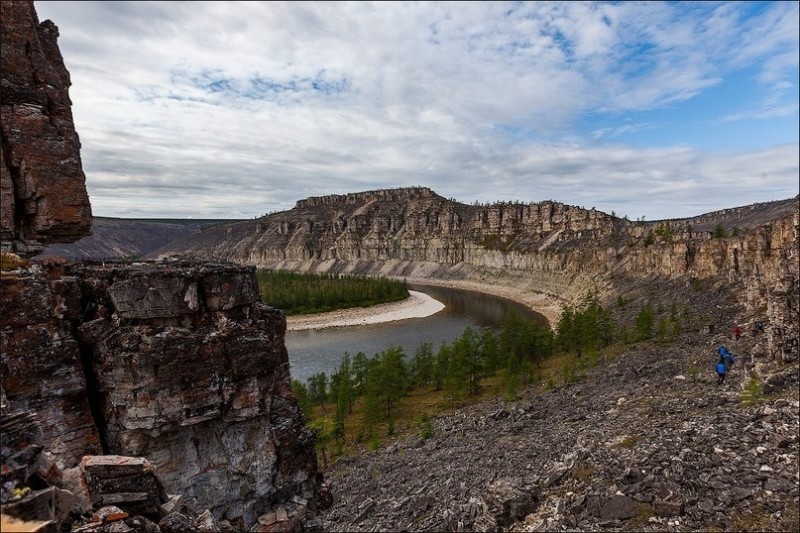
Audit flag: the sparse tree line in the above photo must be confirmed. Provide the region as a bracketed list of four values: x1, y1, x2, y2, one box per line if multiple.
[256, 269, 408, 315]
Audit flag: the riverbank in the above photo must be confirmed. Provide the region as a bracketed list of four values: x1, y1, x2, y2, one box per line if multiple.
[286, 290, 445, 331]
[285, 280, 563, 331]
[405, 277, 563, 328]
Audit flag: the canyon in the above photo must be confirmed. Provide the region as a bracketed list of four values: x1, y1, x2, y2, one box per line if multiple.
[154, 187, 799, 366]
[2, 0, 798, 531]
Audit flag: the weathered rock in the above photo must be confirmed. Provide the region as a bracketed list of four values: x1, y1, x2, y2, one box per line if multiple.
[92, 505, 128, 523]
[652, 498, 684, 517]
[0, 269, 102, 467]
[194, 509, 220, 532]
[157, 512, 194, 533]
[2, 260, 319, 526]
[599, 495, 638, 520]
[80, 456, 166, 519]
[0, 0, 92, 254]
[484, 478, 538, 527]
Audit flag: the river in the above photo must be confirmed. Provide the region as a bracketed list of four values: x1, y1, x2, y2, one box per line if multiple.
[286, 284, 548, 383]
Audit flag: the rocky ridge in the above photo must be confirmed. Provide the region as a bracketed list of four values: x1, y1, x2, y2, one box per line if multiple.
[40, 218, 241, 260]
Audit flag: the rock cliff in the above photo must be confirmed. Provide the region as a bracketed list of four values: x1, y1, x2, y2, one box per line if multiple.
[154, 187, 799, 363]
[1, 2, 319, 528]
[2, 259, 319, 526]
[1, 0, 92, 254]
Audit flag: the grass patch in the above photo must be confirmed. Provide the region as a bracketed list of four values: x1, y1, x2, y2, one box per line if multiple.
[741, 375, 764, 407]
[613, 435, 642, 449]
[570, 462, 596, 481]
[625, 503, 655, 530]
[730, 505, 787, 532]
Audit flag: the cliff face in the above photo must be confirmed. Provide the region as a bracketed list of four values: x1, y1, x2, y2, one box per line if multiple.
[2, 260, 318, 525]
[0, 0, 92, 254]
[1, 2, 318, 528]
[155, 188, 799, 362]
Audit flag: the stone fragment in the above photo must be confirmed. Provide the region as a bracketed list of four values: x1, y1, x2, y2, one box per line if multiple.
[92, 506, 128, 523]
[599, 495, 638, 520]
[157, 512, 194, 533]
[484, 478, 539, 527]
[195, 509, 220, 532]
[652, 498, 684, 517]
[80, 455, 166, 518]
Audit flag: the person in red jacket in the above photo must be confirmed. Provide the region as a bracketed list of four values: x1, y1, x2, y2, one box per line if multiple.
[732, 325, 742, 341]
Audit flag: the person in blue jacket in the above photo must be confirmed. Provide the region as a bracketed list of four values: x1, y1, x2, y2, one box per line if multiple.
[715, 360, 728, 385]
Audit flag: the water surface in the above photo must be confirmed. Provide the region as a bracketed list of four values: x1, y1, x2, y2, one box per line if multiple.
[286, 284, 547, 382]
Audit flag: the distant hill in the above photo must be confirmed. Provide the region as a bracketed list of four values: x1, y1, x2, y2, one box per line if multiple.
[39, 217, 243, 260]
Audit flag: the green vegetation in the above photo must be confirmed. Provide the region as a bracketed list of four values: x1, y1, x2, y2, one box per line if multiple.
[713, 223, 728, 238]
[654, 222, 673, 243]
[741, 375, 764, 407]
[293, 295, 634, 462]
[256, 269, 408, 315]
[290, 288, 703, 465]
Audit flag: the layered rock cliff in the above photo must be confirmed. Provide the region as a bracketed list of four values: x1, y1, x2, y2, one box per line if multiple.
[1, 0, 92, 254]
[154, 187, 799, 362]
[1, 2, 319, 528]
[2, 259, 318, 525]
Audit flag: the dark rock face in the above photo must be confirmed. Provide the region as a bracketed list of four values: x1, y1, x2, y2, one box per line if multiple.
[1, 260, 319, 525]
[2, 3, 318, 528]
[0, 0, 92, 254]
[0, 267, 102, 464]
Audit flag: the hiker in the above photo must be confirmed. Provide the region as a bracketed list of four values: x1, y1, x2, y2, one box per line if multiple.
[722, 351, 736, 369]
[753, 321, 764, 336]
[717, 345, 730, 358]
[715, 360, 728, 385]
[733, 325, 742, 341]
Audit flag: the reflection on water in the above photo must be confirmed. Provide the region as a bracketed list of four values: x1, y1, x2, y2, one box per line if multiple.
[286, 284, 548, 383]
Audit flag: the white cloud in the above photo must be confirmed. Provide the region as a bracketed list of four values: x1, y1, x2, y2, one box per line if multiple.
[32, 1, 799, 221]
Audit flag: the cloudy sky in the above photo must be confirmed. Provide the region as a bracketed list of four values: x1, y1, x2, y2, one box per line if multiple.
[36, 1, 798, 220]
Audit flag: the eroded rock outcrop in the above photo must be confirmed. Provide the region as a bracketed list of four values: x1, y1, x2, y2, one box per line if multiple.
[2, 3, 319, 528]
[2, 260, 319, 526]
[1, 0, 92, 254]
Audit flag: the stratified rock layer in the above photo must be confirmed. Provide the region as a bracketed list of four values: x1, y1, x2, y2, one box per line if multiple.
[1, 260, 318, 526]
[0, 0, 92, 254]
[155, 188, 799, 363]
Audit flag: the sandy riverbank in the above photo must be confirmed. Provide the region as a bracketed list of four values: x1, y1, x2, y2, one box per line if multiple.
[285, 280, 563, 331]
[286, 290, 446, 331]
[404, 277, 563, 328]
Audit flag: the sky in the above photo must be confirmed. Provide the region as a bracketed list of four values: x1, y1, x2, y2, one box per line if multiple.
[35, 0, 799, 221]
